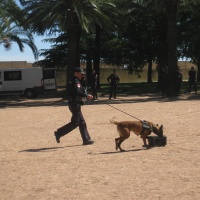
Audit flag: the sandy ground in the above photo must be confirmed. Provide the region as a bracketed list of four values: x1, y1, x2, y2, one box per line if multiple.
[0, 93, 200, 200]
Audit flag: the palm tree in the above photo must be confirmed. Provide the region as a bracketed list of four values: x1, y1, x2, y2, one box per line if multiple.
[19, 0, 117, 84]
[154, 0, 180, 96]
[93, 1, 120, 88]
[0, 24, 38, 59]
[0, 0, 38, 59]
[164, 0, 180, 96]
[154, 1, 168, 89]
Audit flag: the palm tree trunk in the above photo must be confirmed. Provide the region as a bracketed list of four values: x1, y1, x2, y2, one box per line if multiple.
[156, 14, 168, 89]
[93, 25, 101, 89]
[67, 24, 81, 84]
[147, 56, 153, 83]
[165, 0, 179, 96]
[86, 41, 93, 84]
[197, 61, 200, 82]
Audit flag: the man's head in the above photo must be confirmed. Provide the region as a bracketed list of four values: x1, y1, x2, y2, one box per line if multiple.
[191, 66, 194, 70]
[113, 69, 116, 74]
[74, 67, 85, 80]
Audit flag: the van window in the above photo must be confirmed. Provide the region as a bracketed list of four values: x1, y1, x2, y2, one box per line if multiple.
[43, 69, 55, 79]
[4, 71, 22, 81]
[0, 72, 1, 79]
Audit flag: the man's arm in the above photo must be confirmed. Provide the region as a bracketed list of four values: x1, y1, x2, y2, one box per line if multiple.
[117, 76, 120, 83]
[75, 80, 93, 100]
[107, 75, 111, 83]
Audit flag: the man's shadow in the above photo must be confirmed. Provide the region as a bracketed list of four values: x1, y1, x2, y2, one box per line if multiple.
[19, 144, 82, 153]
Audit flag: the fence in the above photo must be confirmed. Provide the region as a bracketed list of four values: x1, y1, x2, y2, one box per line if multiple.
[56, 61, 196, 87]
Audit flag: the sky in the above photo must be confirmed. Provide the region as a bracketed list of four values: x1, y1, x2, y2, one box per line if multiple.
[0, 35, 51, 63]
[0, 0, 51, 63]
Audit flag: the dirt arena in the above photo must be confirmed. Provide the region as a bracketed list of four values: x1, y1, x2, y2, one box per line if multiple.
[1, 93, 200, 200]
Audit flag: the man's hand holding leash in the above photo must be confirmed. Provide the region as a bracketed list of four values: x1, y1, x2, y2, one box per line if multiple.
[87, 94, 93, 100]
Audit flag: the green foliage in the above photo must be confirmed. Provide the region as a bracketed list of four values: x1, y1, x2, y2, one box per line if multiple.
[0, 0, 38, 59]
[3, 0, 200, 85]
[37, 33, 68, 69]
[19, 0, 120, 82]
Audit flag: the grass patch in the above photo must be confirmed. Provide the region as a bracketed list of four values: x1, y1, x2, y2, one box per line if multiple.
[96, 82, 159, 96]
[52, 81, 199, 98]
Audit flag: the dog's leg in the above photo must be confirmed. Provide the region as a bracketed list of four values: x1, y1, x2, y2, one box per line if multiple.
[115, 138, 119, 150]
[141, 135, 149, 148]
[115, 137, 122, 150]
[115, 124, 130, 151]
[115, 137, 125, 151]
[118, 139, 125, 152]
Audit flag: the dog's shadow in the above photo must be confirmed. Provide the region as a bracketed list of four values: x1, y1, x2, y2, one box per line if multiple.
[96, 148, 149, 155]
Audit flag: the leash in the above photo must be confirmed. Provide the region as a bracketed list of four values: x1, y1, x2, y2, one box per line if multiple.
[107, 104, 153, 133]
[107, 104, 142, 121]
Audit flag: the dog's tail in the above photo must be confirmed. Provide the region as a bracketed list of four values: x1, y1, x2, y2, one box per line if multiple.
[110, 117, 120, 125]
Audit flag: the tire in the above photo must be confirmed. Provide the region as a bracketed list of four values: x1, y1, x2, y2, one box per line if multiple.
[24, 89, 36, 98]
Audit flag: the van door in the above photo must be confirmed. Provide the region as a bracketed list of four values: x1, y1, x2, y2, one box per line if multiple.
[43, 68, 57, 90]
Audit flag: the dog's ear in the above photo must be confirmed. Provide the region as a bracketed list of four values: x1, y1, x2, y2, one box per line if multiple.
[160, 125, 163, 130]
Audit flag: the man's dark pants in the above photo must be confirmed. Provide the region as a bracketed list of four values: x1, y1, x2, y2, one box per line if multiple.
[56, 102, 91, 142]
[189, 81, 197, 94]
[91, 84, 97, 99]
[109, 84, 117, 99]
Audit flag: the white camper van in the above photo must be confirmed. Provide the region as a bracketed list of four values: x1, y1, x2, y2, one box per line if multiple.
[0, 67, 56, 98]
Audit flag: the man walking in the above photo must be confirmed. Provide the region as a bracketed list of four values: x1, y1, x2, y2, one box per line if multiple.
[54, 67, 94, 145]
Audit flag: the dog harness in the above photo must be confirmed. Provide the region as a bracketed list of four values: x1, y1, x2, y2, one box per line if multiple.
[140, 120, 153, 135]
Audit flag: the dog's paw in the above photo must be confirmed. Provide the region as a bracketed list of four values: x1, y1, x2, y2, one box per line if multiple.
[142, 145, 151, 149]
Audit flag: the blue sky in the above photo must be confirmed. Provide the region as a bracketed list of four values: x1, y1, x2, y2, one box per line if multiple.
[0, 35, 51, 63]
[0, 0, 51, 63]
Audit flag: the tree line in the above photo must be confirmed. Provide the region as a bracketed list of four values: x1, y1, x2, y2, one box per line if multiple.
[1, 0, 200, 96]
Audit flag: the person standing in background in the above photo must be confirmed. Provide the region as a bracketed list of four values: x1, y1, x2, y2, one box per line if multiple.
[175, 68, 183, 95]
[188, 66, 197, 94]
[107, 69, 120, 99]
[90, 69, 98, 100]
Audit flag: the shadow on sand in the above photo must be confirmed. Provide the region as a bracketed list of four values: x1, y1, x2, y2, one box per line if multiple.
[91, 147, 149, 155]
[19, 144, 83, 153]
[1, 92, 200, 108]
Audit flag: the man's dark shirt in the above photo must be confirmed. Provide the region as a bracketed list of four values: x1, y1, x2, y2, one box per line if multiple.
[90, 73, 97, 87]
[188, 70, 196, 82]
[107, 74, 120, 86]
[68, 77, 87, 104]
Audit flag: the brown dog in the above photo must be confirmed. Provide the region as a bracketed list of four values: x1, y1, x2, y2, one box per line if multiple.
[110, 118, 163, 151]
